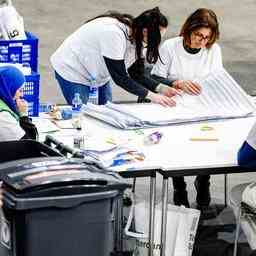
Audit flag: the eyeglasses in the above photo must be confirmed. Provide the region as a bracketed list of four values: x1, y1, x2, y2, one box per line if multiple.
[193, 31, 211, 42]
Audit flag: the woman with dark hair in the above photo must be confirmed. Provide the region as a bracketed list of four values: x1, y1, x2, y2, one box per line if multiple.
[151, 8, 223, 208]
[51, 7, 179, 106]
[0, 65, 38, 141]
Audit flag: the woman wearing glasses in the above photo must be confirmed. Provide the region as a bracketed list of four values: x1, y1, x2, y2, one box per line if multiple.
[151, 8, 223, 208]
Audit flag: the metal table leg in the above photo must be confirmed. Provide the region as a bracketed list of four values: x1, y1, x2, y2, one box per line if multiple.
[160, 177, 169, 256]
[224, 174, 228, 207]
[148, 175, 156, 256]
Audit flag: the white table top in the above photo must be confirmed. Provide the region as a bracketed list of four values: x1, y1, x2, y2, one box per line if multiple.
[35, 112, 256, 175]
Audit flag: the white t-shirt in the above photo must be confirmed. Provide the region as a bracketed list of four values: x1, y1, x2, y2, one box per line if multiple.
[51, 17, 136, 87]
[0, 111, 24, 141]
[151, 36, 223, 81]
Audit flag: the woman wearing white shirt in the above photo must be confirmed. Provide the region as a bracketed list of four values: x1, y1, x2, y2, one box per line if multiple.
[51, 7, 179, 107]
[151, 8, 223, 208]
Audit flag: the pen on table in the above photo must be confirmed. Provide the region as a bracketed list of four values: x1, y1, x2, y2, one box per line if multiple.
[189, 137, 219, 142]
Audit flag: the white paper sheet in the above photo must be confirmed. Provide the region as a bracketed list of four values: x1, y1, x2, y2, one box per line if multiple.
[82, 69, 256, 129]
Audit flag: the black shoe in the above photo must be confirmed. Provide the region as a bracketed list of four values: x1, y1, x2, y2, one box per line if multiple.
[194, 179, 211, 207]
[173, 190, 190, 208]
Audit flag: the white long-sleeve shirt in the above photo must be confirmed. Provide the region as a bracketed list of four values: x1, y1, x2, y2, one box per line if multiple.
[151, 36, 223, 81]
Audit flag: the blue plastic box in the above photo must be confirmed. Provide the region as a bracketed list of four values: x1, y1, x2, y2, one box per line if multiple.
[22, 72, 40, 116]
[0, 32, 38, 72]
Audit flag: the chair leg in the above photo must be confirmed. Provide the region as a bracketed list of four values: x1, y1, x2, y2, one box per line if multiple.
[132, 178, 136, 193]
[224, 174, 228, 207]
[233, 207, 242, 256]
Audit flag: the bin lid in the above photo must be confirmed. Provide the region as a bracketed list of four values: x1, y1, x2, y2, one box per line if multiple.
[1, 158, 130, 197]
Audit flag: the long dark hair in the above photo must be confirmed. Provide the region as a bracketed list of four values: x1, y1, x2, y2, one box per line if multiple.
[85, 11, 133, 33]
[132, 7, 168, 64]
[86, 7, 168, 64]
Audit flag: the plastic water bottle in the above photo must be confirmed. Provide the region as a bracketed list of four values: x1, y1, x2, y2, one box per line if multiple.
[73, 127, 84, 149]
[88, 79, 98, 104]
[72, 93, 82, 111]
[72, 93, 83, 129]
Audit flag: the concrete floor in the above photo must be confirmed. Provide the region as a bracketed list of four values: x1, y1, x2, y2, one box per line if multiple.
[12, 1, 256, 201]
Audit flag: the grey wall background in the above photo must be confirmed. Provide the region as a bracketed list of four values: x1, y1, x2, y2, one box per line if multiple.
[14, 0, 256, 104]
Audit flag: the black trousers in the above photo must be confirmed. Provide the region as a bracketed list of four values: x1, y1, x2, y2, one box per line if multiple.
[172, 175, 210, 191]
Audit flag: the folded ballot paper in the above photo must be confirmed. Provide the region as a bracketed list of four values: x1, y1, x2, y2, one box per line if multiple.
[82, 69, 256, 129]
[80, 145, 145, 169]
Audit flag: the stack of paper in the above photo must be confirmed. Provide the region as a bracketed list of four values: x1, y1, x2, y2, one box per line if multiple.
[82, 69, 256, 129]
[80, 145, 145, 169]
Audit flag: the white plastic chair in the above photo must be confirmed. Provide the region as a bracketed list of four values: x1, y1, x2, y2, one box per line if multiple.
[229, 182, 252, 256]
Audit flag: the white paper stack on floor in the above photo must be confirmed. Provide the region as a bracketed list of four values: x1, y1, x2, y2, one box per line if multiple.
[82, 69, 256, 129]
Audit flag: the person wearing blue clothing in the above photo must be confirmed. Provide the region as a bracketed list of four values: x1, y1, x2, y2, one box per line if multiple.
[51, 7, 179, 106]
[0, 66, 37, 141]
[238, 122, 256, 167]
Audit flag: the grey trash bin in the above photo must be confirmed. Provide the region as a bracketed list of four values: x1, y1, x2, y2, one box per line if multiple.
[0, 157, 130, 256]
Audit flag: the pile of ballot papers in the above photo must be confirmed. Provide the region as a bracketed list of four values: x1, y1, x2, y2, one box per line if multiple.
[82, 69, 256, 129]
[81, 145, 145, 169]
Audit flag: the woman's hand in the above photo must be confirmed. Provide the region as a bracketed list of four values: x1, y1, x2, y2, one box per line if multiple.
[147, 91, 176, 107]
[16, 98, 28, 116]
[157, 84, 183, 97]
[173, 80, 201, 95]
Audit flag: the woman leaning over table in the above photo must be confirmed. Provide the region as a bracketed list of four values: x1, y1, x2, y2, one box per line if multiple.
[151, 8, 223, 208]
[51, 7, 180, 107]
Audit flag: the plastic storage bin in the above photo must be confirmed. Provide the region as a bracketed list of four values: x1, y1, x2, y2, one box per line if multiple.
[0, 32, 38, 72]
[22, 72, 40, 116]
[0, 140, 63, 165]
[0, 158, 130, 256]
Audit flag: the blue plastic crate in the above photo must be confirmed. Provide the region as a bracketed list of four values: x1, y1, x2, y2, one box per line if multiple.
[22, 72, 40, 98]
[0, 32, 38, 72]
[22, 72, 40, 116]
[26, 99, 39, 117]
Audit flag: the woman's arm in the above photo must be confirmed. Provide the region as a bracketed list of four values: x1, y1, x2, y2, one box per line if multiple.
[127, 60, 160, 92]
[150, 74, 175, 86]
[104, 57, 176, 106]
[104, 56, 149, 98]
